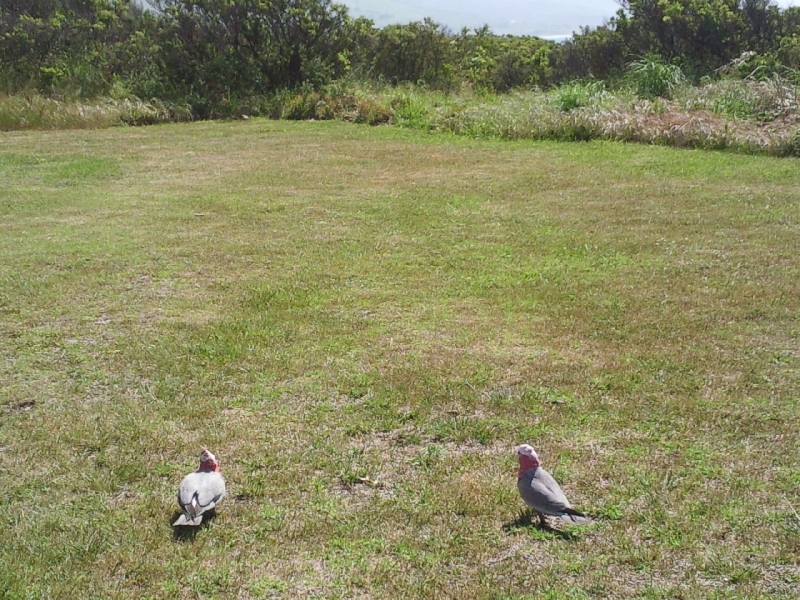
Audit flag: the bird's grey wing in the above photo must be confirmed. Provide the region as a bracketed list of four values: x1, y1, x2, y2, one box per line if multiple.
[520, 468, 573, 515]
[192, 473, 226, 510]
[532, 468, 572, 508]
[177, 474, 198, 509]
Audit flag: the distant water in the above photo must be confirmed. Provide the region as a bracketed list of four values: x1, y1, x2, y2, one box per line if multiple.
[539, 34, 573, 42]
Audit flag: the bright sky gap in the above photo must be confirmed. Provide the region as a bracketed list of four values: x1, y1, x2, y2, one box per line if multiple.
[340, 0, 799, 38]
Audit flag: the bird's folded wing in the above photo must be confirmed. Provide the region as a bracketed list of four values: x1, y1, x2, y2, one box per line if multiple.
[528, 470, 572, 512]
[193, 475, 226, 509]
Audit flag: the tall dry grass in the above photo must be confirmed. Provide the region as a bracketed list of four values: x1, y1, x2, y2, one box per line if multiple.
[0, 94, 191, 131]
[2, 78, 799, 156]
[678, 76, 799, 122]
[268, 79, 800, 156]
[429, 79, 800, 156]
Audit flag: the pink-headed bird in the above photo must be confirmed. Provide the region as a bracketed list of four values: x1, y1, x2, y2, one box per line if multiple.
[516, 444, 592, 527]
[173, 448, 226, 527]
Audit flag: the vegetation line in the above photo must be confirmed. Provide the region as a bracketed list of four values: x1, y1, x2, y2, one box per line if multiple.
[5, 77, 799, 157]
[3, 1, 800, 154]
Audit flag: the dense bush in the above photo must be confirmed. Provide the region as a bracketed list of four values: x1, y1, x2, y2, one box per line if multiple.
[149, 0, 357, 117]
[368, 19, 457, 90]
[551, 1, 800, 84]
[3, 0, 800, 118]
[455, 27, 553, 91]
[0, 0, 154, 96]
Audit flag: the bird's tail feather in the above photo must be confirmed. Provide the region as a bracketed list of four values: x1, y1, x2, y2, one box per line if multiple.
[559, 507, 593, 525]
[173, 513, 203, 527]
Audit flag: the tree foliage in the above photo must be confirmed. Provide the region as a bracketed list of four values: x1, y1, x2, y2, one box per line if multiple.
[555, 0, 800, 82]
[0, 0, 151, 95]
[152, 0, 353, 113]
[2, 0, 800, 116]
[456, 27, 553, 91]
[369, 19, 457, 89]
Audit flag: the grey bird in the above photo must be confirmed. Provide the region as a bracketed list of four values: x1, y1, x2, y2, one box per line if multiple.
[173, 448, 226, 527]
[516, 444, 592, 527]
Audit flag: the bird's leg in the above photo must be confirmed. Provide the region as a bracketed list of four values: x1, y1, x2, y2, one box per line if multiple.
[537, 512, 547, 529]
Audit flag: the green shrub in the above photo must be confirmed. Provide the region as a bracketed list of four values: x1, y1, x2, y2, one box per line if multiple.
[628, 55, 685, 99]
[390, 93, 429, 128]
[280, 92, 318, 120]
[554, 81, 607, 112]
[713, 91, 757, 119]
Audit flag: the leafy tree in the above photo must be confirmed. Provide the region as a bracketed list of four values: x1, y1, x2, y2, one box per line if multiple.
[341, 15, 377, 79]
[781, 6, 800, 37]
[777, 33, 800, 69]
[369, 19, 457, 90]
[554, 23, 629, 82]
[740, 0, 782, 53]
[152, 0, 353, 113]
[454, 28, 553, 91]
[0, 0, 146, 95]
[485, 35, 552, 91]
[615, 0, 745, 78]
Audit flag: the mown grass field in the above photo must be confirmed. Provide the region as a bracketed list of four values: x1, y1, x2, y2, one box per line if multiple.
[1, 120, 798, 599]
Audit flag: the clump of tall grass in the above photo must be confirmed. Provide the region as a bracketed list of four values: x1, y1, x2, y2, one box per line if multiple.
[282, 80, 800, 156]
[0, 94, 191, 130]
[627, 55, 686, 99]
[263, 82, 462, 128]
[264, 83, 394, 124]
[678, 75, 799, 122]
[3, 80, 799, 156]
[430, 88, 800, 156]
[553, 80, 609, 112]
[390, 91, 430, 128]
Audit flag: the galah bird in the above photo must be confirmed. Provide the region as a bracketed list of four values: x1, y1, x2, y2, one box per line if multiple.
[516, 444, 592, 527]
[173, 448, 226, 527]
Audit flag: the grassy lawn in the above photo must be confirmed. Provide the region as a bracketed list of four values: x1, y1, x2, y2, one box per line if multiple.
[1, 120, 798, 599]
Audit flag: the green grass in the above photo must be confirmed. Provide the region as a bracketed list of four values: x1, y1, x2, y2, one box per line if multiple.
[1, 120, 799, 598]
